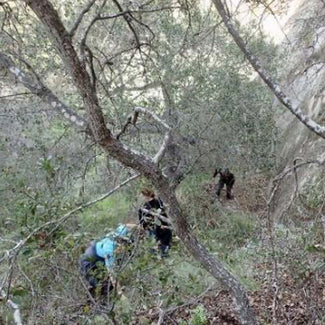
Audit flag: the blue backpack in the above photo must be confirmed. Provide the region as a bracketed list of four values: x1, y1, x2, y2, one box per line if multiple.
[95, 224, 130, 268]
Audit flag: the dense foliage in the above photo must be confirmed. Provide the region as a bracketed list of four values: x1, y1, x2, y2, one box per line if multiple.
[0, 0, 324, 324]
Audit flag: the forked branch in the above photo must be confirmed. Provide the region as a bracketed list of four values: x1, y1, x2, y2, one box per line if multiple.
[69, 0, 97, 37]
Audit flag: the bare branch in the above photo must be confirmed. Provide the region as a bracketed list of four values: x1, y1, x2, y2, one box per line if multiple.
[116, 115, 133, 140]
[0, 53, 88, 129]
[116, 107, 172, 164]
[111, 80, 161, 95]
[258, 0, 291, 44]
[0, 2, 13, 32]
[134, 107, 171, 131]
[273, 158, 325, 183]
[0, 92, 32, 98]
[84, 45, 97, 91]
[112, 0, 141, 48]
[17, 263, 35, 298]
[69, 0, 97, 37]
[142, 285, 216, 318]
[212, 0, 325, 139]
[153, 131, 171, 164]
[157, 308, 165, 325]
[99, 6, 182, 19]
[128, 11, 155, 42]
[116, 106, 171, 141]
[96, 10, 130, 20]
[78, 153, 103, 198]
[266, 179, 280, 324]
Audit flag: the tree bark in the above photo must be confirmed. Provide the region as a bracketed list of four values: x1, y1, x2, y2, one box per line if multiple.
[21, 1, 256, 323]
[155, 186, 256, 325]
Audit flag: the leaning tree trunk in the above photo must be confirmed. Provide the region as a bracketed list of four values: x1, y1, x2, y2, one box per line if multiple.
[22, 1, 256, 323]
[155, 184, 256, 324]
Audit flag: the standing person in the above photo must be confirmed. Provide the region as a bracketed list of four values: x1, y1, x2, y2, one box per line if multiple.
[213, 168, 235, 199]
[138, 188, 172, 257]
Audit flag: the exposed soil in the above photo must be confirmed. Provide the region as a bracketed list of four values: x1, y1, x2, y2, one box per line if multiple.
[132, 270, 325, 324]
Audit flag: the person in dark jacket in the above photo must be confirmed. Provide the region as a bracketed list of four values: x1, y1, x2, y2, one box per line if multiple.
[213, 168, 235, 199]
[138, 188, 172, 257]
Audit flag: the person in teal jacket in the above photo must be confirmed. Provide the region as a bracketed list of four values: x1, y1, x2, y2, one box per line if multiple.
[80, 224, 132, 296]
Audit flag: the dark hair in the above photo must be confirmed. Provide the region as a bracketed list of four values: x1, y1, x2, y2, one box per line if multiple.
[141, 188, 155, 198]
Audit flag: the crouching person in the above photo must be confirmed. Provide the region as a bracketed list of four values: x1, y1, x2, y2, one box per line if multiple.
[79, 224, 134, 301]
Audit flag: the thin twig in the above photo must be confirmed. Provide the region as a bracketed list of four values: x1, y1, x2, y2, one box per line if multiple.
[146, 285, 216, 318]
[134, 107, 171, 131]
[157, 308, 165, 325]
[70, 0, 97, 37]
[112, 0, 141, 48]
[0, 92, 32, 98]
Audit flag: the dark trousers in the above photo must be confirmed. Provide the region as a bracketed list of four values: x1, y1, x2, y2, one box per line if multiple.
[80, 243, 100, 288]
[155, 226, 172, 257]
[80, 243, 113, 297]
[216, 179, 235, 199]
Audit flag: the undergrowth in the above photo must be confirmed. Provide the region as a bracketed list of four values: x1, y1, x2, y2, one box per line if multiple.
[1, 172, 325, 324]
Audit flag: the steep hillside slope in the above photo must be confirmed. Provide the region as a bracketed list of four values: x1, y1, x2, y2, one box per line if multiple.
[270, 0, 325, 219]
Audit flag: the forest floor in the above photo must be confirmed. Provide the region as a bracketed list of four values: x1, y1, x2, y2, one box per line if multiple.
[2, 174, 324, 324]
[136, 270, 325, 324]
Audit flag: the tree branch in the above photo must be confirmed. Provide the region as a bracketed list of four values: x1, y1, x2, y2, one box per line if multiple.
[134, 106, 172, 131]
[116, 115, 133, 140]
[153, 131, 171, 164]
[0, 53, 88, 129]
[273, 158, 325, 183]
[212, 0, 325, 139]
[69, 0, 97, 37]
[112, 0, 141, 48]
[111, 80, 161, 95]
[0, 92, 32, 98]
[116, 107, 172, 163]
[145, 285, 216, 318]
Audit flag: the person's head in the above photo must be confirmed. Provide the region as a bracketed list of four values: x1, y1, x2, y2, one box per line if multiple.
[141, 188, 155, 202]
[224, 168, 230, 175]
